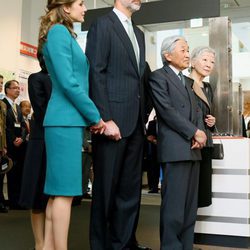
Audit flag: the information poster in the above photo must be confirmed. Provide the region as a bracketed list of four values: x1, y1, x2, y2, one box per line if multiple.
[17, 69, 31, 102]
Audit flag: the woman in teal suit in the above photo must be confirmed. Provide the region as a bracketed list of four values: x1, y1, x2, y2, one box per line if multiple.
[38, 1, 105, 249]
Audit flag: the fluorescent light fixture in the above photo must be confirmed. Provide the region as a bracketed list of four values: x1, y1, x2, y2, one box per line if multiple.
[190, 18, 203, 28]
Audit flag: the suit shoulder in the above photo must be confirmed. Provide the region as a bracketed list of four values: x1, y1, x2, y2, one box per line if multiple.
[47, 24, 71, 41]
[134, 25, 144, 35]
[90, 12, 112, 29]
[28, 71, 44, 83]
[2, 98, 8, 105]
[2, 98, 10, 109]
[28, 72, 40, 81]
[184, 76, 194, 86]
[150, 67, 165, 78]
[0, 100, 6, 109]
[49, 24, 69, 33]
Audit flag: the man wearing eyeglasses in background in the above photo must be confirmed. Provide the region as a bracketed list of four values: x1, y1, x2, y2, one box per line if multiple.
[2, 80, 26, 209]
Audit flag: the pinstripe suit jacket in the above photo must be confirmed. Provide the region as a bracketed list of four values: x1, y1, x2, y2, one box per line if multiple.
[86, 11, 149, 137]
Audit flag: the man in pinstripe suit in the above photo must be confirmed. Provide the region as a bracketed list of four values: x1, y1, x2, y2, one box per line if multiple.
[86, 0, 151, 249]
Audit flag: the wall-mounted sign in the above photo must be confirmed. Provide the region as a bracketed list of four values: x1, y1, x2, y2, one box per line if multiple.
[20, 42, 37, 58]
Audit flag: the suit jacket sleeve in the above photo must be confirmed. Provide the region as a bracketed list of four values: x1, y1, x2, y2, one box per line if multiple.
[85, 20, 112, 121]
[0, 102, 7, 150]
[143, 62, 153, 123]
[147, 120, 156, 137]
[149, 70, 198, 140]
[18, 105, 27, 141]
[28, 73, 51, 123]
[45, 25, 101, 124]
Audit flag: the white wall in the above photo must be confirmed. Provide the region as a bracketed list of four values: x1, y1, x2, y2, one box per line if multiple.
[19, 0, 47, 74]
[0, 0, 46, 80]
[0, 0, 23, 75]
[233, 52, 250, 80]
[144, 30, 157, 71]
[21, 0, 47, 47]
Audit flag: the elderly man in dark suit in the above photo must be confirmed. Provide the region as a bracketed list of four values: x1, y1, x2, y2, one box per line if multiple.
[149, 36, 207, 250]
[86, 0, 151, 249]
[2, 80, 26, 209]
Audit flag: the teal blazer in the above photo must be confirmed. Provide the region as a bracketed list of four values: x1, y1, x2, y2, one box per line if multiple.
[42, 24, 100, 127]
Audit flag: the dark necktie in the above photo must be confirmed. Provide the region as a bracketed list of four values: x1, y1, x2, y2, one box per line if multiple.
[24, 117, 30, 134]
[178, 71, 185, 87]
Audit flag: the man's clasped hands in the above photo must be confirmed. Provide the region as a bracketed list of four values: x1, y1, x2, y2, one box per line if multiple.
[90, 119, 122, 141]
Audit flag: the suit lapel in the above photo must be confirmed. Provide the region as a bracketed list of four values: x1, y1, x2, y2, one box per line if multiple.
[108, 12, 141, 76]
[3, 98, 16, 121]
[163, 66, 188, 98]
[192, 80, 210, 110]
[185, 77, 198, 121]
[134, 25, 145, 76]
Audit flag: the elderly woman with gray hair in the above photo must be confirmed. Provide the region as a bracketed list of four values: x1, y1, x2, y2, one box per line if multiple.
[189, 46, 216, 207]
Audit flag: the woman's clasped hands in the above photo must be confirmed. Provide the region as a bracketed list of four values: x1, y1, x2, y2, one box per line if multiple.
[90, 119, 106, 134]
[90, 119, 122, 141]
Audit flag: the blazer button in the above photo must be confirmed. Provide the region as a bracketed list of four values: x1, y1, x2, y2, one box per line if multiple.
[138, 95, 141, 99]
[181, 104, 185, 108]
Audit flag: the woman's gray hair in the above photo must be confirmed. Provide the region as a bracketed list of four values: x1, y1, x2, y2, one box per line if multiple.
[189, 46, 216, 72]
[161, 35, 186, 64]
[190, 46, 216, 62]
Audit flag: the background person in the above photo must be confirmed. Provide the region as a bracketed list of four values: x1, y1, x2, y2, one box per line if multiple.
[38, 0, 105, 249]
[2, 80, 27, 209]
[81, 127, 92, 199]
[0, 93, 7, 213]
[20, 100, 31, 140]
[146, 116, 160, 194]
[189, 46, 216, 207]
[0, 75, 5, 99]
[149, 35, 207, 250]
[19, 52, 51, 250]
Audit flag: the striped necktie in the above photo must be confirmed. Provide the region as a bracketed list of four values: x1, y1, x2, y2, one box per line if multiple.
[13, 103, 17, 112]
[127, 19, 139, 69]
[178, 71, 186, 87]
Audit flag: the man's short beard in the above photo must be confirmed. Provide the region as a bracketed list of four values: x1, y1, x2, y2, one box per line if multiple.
[120, 0, 141, 13]
[129, 3, 141, 13]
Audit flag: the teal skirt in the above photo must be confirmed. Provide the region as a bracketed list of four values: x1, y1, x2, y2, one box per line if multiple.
[44, 127, 83, 196]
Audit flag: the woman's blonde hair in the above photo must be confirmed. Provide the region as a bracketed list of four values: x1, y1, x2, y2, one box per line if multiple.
[38, 0, 77, 53]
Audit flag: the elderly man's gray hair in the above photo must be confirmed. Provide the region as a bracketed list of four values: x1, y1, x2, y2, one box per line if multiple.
[161, 35, 187, 64]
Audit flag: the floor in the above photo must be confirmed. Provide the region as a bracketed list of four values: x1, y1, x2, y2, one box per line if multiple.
[0, 186, 249, 250]
[141, 190, 249, 250]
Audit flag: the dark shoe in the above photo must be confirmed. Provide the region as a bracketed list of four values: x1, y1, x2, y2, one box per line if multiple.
[82, 193, 92, 199]
[0, 202, 9, 213]
[148, 189, 158, 194]
[131, 243, 152, 250]
[9, 204, 26, 210]
[72, 197, 82, 206]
